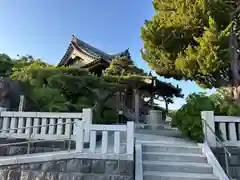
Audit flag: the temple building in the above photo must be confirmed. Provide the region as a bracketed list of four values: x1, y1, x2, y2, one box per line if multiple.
[58, 35, 182, 123]
[58, 35, 129, 76]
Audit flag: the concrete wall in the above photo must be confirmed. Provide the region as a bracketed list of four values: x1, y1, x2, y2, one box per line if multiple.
[0, 158, 133, 180]
[0, 141, 133, 180]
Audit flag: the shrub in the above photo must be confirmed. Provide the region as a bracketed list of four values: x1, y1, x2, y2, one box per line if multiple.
[173, 91, 240, 142]
[174, 93, 214, 142]
[168, 110, 178, 127]
[102, 109, 118, 124]
[94, 108, 118, 124]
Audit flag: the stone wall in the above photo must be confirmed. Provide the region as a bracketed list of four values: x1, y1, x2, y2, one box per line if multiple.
[213, 147, 240, 179]
[0, 158, 134, 180]
[0, 140, 134, 180]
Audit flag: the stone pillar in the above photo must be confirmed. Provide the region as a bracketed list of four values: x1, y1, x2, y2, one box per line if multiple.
[83, 108, 93, 143]
[201, 111, 216, 147]
[134, 89, 140, 123]
[149, 110, 162, 130]
[0, 107, 6, 129]
[18, 95, 25, 111]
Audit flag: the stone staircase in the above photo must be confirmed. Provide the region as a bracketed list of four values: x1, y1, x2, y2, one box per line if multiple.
[135, 122, 225, 180]
[142, 142, 219, 180]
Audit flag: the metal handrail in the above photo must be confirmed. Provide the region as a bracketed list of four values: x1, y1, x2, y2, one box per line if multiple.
[0, 137, 71, 148]
[202, 118, 231, 177]
[0, 121, 76, 154]
[122, 105, 146, 117]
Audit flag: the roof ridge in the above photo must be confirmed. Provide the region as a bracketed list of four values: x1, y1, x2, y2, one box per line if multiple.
[71, 35, 129, 59]
[71, 35, 111, 58]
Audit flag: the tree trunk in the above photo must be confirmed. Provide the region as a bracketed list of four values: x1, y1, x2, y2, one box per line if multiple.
[222, 85, 240, 103]
[228, 12, 240, 103]
[165, 100, 169, 112]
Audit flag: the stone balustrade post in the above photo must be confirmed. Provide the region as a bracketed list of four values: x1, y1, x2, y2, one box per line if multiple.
[201, 111, 217, 147]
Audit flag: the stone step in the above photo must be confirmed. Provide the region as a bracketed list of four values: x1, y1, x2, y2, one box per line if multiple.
[143, 161, 213, 174]
[143, 171, 218, 180]
[142, 144, 202, 154]
[135, 128, 182, 138]
[142, 152, 207, 163]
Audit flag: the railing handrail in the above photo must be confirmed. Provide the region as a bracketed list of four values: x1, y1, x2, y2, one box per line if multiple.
[0, 121, 75, 154]
[122, 106, 133, 113]
[135, 123, 175, 129]
[0, 137, 71, 148]
[122, 105, 146, 116]
[202, 118, 231, 178]
[202, 118, 231, 157]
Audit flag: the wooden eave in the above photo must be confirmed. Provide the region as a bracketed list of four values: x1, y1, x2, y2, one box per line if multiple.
[71, 41, 103, 61]
[58, 41, 111, 67]
[81, 59, 109, 69]
[58, 44, 74, 66]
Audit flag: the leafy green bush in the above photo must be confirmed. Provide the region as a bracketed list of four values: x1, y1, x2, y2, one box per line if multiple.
[31, 87, 68, 112]
[174, 93, 214, 142]
[102, 109, 118, 124]
[168, 110, 178, 127]
[94, 108, 118, 124]
[173, 91, 240, 142]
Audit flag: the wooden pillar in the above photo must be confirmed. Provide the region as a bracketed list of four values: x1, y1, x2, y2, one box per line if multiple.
[150, 91, 154, 109]
[134, 89, 140, 123]
[132, 90, 135, 111]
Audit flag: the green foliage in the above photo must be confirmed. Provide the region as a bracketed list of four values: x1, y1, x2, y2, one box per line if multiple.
[173, 91, 240, 142]
[173, 93, 214, 142]
[32, 87, 68, 112]
[11, 63, 123, 113]
[141, 0, 235, 88]
[104, 55, 146, 76]
[2, 53, 181, 124]
[0, 54, 14, 76]
[0, 54, 50, 77]
[101, 109, 118, 124]
[168, 110, 178, 127]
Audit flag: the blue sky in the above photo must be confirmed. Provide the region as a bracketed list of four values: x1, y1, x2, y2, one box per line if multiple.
[0, 0, 215, 109]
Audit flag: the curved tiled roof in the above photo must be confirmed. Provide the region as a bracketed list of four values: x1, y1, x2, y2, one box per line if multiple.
[58, 35, 129, 66]
[74, 37, 111, 60]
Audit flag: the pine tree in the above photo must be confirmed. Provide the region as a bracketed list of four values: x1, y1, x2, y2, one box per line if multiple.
[104, 55, 146, 76]
[141, 0, 240, 101]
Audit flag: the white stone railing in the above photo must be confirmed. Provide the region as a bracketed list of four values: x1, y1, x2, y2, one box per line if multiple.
[135, 142, 143, 180]
[201, 111, 240, 147]
[0, 108, 135, 160]
[0, 108, 92, 143]
[75, 121, 134, 160]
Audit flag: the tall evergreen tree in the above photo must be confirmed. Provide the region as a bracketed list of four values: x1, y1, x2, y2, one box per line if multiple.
[141, 0, 240, 101]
